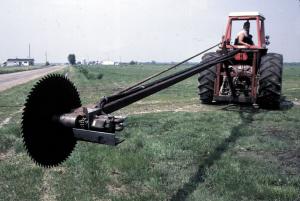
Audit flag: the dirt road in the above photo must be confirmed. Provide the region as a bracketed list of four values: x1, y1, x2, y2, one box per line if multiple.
[0, 65, 66, 92]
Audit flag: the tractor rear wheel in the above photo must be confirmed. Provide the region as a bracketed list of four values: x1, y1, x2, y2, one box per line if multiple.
[198, 52, 218, 104]
[258, 53, 283, 109]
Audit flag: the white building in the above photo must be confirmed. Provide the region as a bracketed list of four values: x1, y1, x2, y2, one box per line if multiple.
[5, 58, 34, 67]
[101, 60, 115, 65]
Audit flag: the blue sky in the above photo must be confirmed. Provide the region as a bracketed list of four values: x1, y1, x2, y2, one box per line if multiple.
[0, 0, 299, 63]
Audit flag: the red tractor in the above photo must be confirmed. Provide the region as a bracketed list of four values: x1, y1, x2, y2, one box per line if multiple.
[198, 12, 283, 109]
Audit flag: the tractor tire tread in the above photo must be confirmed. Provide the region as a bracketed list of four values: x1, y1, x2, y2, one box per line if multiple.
[198, 52, 219, 104]
[258, 53, 283, 109]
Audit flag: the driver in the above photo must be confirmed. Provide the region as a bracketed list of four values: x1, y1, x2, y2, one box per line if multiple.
[234, 21, 254, 47]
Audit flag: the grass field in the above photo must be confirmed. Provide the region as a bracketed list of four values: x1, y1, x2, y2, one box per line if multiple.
[0, 66, 44, 74]
[0, 64, 299, 201]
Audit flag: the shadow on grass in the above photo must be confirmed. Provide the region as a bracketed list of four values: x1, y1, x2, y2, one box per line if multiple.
[170, 104, 260, 201]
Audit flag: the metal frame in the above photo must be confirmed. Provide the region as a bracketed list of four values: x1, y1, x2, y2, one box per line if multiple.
[213, 14, 268, 103]
[213, 50, 261, 103]
[223, 15, 266, 49]
[73, 128, 123, 145]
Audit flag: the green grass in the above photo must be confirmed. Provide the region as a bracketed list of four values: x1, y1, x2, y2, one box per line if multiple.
[282, 66, 300, 101]
[0, 66, 43, 74]
[0, 64, 299, 201]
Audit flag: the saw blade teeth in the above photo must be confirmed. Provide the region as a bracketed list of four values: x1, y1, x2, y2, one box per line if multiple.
[21, 74, 81, 167]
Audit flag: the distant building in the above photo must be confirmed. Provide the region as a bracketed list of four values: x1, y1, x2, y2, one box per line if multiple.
[101, 60, 115, 65]
[5, 58, 34, 67]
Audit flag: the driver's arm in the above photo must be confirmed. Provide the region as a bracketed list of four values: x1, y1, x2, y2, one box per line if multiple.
[238, 33, 251, 47]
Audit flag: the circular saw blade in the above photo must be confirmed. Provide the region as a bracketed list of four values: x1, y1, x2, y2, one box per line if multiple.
[22, 74, 81, 167]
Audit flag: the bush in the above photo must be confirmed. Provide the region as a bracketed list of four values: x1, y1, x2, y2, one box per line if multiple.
[78, 67, 103, 80]
[129, 60, 137, 65]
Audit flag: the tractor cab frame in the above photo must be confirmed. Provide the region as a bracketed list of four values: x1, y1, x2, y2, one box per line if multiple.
[223, 12, 267, 49]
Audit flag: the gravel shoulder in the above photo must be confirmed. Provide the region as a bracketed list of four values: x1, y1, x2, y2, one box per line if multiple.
[0, 65, 66, 92]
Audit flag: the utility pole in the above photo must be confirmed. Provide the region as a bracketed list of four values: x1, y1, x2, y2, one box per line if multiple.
[28, 44, 31, 59]
[45, 51, 49, 66]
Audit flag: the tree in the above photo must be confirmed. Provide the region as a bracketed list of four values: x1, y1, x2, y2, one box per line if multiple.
[68, 54, 76, 65]
[129, 60, 137, 65]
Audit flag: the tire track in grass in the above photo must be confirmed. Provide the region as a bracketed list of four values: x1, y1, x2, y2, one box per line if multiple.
[40, 167, 66, 201]
[0, 108, 23, 160]
[170, 105, 260, 201]
[40, 169, 57, 201]
[0, 108, 23, 129]
[0, 117, 11, 128]
[0, 148, 15, 161]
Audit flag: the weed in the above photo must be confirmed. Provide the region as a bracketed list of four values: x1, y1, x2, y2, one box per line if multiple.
[77, 66, 103, 80]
